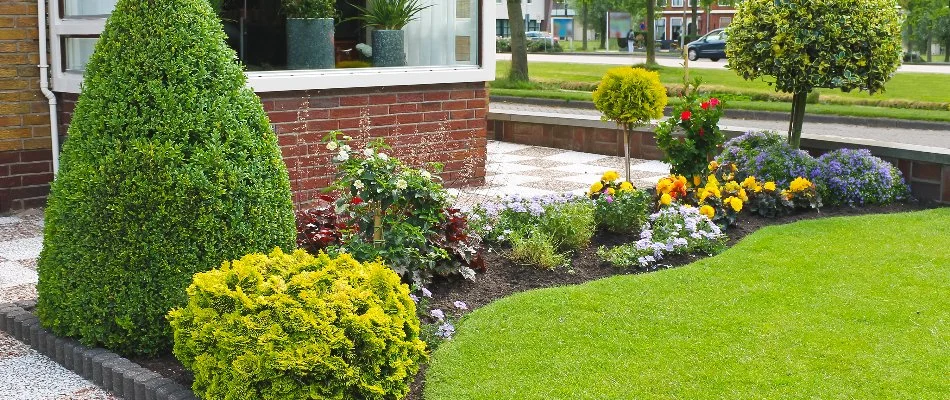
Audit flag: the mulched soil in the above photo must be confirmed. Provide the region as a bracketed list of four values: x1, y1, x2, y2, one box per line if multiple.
[129, 202, 939, 399]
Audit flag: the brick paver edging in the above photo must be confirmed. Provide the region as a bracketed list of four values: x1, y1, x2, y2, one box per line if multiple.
[0, 301, 197, 400]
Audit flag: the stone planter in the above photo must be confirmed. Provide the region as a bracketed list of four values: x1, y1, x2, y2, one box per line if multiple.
[286, 18, 335, 69]
[372, 29, 406, 67]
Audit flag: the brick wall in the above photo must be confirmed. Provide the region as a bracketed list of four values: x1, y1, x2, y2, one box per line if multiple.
[0, 1, 53, 212]
[58, 82, 489, 210]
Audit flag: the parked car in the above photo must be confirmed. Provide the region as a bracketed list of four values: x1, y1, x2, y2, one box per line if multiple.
[686, 28, 727, 61]
[525, 31, 558, 44]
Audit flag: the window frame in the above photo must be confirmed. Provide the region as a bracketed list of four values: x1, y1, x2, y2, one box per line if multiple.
[48, 0, 496, 94]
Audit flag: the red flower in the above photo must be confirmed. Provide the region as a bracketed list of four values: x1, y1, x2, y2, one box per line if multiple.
[709, 98, 720, 107]
[318, 194, 334, 202]
[681, 110, 692, 121]
[351, 197, 363, 205]
[701, 101, 710, 110]
[699, 128, 704, 137]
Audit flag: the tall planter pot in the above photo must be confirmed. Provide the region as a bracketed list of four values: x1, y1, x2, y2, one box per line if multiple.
[372, 29, 406, 67]
[287, 18, 335, 69]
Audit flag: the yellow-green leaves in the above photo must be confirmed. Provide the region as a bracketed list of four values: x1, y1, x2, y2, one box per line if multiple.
[727, 0, 902, 95]
[593, 67, 668, 128]
[168, 248, 427, 400]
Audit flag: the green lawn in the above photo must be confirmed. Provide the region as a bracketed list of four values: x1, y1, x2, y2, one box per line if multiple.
[492, 61, 950, 122]
[425, 209, 950, 399]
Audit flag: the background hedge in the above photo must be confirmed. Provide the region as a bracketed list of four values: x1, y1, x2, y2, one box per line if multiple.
[36, 0, 296, 356]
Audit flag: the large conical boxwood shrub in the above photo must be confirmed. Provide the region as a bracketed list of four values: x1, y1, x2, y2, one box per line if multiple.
[36, 0, 296, 356]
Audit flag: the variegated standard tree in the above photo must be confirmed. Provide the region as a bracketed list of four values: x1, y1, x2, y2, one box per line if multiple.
[726, 0, 903, 148]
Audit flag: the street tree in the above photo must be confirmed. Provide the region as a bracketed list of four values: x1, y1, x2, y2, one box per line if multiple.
[727, 0, 902, 148]
[507, 0, 529, 81]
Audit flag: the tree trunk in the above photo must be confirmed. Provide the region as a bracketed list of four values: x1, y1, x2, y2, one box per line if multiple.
[507, 0, 529, 82]
[582, 3, 589, 50]
[622, 124, 631, 182]
[926, 35, 933, 62]
[690, 1, 698, 35]
[788, 91, 808, 149]
[646, 0, 656, 64]
[945, 38, 949, 62]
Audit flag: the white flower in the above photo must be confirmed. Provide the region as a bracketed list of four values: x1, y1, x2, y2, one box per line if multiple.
[334, 150, 349, 162]
[377, 153, 389, 161]
[341, 144, 351, 152]
[420, 170, 432, 180]
[436, 322, 455, 339]
[430, 309, 445, 321]
[395, 179, 408, 190]
[326, 141, 338, 151]
[460, 267, 476, 280]
[353, 180, 364, 189]
[453, 301, 468, 310]
[409, 294, 419, 303]
[363, 148, 374, 157]
[421, 287, 433, 298]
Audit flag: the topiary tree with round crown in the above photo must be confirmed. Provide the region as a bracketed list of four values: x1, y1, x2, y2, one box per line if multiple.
[726, 0, 902, 148]
[37, 0, 296, 356]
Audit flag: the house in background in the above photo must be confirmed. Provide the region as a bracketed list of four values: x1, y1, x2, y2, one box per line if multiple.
[654, 0, 737, 46]
[0, 0, 496, 212]
[495, 0, 551, 37]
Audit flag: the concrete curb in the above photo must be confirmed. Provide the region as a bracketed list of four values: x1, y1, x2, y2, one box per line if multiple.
[0, 302, 197, 400]
[489, 95, 950, 132]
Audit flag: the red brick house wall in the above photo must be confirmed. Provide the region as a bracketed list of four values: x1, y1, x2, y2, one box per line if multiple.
[56, 83, 488, 210]
[0, 1, 54, 212]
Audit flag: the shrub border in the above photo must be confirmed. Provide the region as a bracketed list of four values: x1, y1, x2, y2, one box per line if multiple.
[0, 301, 197, 400]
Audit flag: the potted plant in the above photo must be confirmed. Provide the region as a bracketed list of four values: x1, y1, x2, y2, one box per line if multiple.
[349, 0, 432, 67]
[282, 0, 336, 69]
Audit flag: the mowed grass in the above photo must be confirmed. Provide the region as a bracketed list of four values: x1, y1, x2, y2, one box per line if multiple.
[497, 60, 950, 103]
[425, 209, 950, 399]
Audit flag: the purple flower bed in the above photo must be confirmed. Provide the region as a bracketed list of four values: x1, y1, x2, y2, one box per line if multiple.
[717, 130, 817, 187]
[809, 149, 909, 206]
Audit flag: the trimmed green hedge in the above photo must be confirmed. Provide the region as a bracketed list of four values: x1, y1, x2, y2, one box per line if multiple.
[36, 0, 295, 356]
[168, 249, 427, 399]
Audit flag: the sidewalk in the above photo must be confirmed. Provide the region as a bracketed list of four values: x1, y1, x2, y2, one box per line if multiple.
[0, 141, 664, 400]
[489, 101, 950, 151]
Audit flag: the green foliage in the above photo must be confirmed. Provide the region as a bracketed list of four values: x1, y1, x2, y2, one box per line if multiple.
[496, 37, 511, 52]
[717, 130, 818, 187]
[727, 0, 902, 95]
[594, 189, 652, 234]
[168, 248, 427, 400]
[282, 0, 336, 18]
[36, 0, 295, 356]
[526, 40, 563, 53]
[592, 67, 668, 128]
[538, 201, 596, 252]
[322, 132, 482, 285]
[509, 229, 569, 270]
[348, 0, 432, 30]
[654, 81, 726, 178]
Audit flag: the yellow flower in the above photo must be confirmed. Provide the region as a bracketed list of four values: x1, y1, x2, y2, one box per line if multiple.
[602, 170, 620, 182]
[620, 181, 634, 192]
[707, 174, 719, 186]
[741, 176, 757, 189]
[754, 184, 763, 193]
[660, 193, 672, 205]
[708, 161, 720, 171]
[697, 188, 709, 202]
[764, 181, 777, 192]
[789, 177, 812, 193]
[607, 187, 616, 195]
[693, 175, 702, 186]
[590, 181, 604, 194]
[738, 188, 748, 202]
[700, 205, 716, 219]
[728, 196, 743, 212]
[656, 178, 673, 194]
[731, 163, 738, 172]
[725, 181, 741, 192]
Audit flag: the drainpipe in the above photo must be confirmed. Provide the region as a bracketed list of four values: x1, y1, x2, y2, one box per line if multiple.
[37, 0, 60, 175]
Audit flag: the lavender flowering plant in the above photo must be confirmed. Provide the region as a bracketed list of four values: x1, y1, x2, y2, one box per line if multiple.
[717, 130, 817, 187]
[467, 192, 581, 243]
[597, 204, 727, 268]
[809, 149, 908, 206]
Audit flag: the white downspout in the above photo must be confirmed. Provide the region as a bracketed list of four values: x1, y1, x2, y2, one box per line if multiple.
[37, 0, 60, 175]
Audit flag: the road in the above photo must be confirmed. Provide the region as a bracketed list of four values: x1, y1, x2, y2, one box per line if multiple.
[496, 53, 950, 74]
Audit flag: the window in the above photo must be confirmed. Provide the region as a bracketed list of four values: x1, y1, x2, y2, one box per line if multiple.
[654, 18, 666, 41]
[63, 0, 117, 17]
[48, 0, 494, 93]
[670, 18, 682, 42]
[719, 17, 733, 27]
[672, 0, 683, 7]
[496, 19, 510, 37]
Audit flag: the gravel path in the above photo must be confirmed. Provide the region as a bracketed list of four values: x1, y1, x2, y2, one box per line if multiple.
[0, 211, 118, 400]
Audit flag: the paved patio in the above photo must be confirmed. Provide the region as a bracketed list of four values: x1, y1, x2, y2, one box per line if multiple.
[0, 141, 667, 399]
